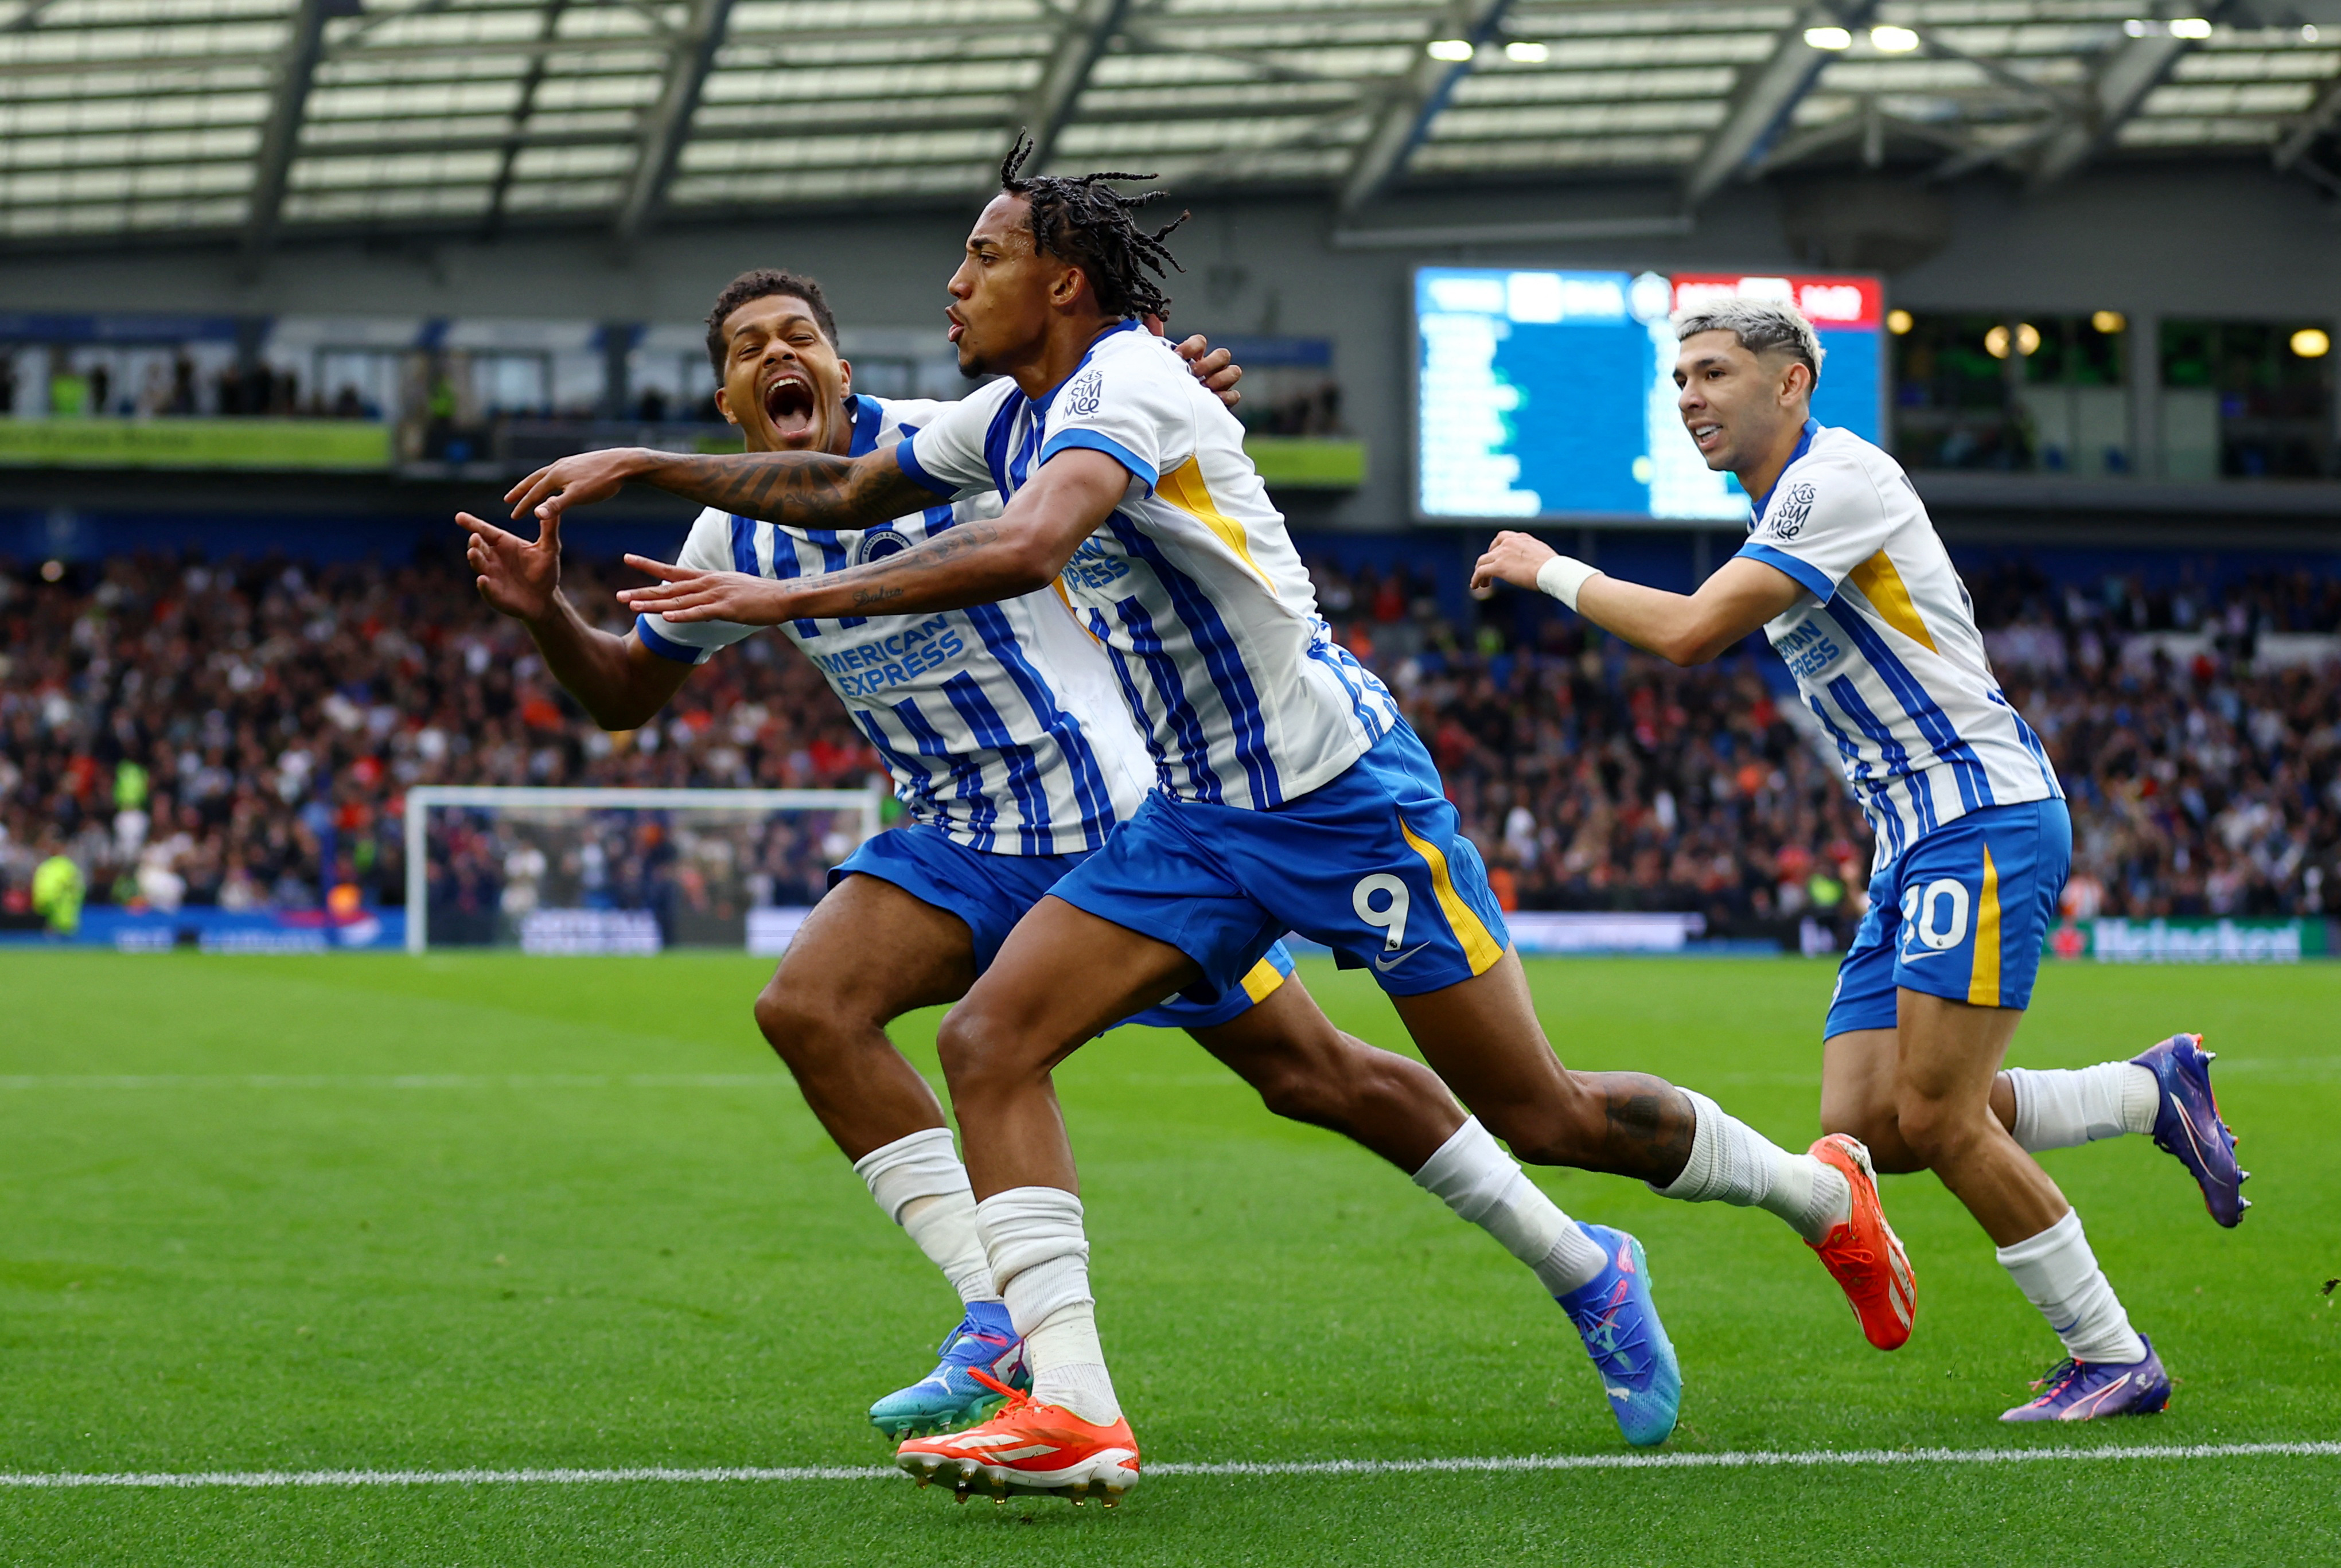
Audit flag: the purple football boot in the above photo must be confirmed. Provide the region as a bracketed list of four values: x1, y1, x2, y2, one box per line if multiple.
[2132, 1033, 2249, 1227]
[2000, 1337, 2172, 1422]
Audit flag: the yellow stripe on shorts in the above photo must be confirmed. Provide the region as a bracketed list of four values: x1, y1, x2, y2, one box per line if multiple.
[1239, 957, 1287, 1004]
[1397, 817, 1505, 977]
[1968, 845, 2002, 1008]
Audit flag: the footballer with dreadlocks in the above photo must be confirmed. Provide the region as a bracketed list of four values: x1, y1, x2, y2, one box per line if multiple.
[459, 259, 1531, 1450]
[509, 137, 1915, 1501]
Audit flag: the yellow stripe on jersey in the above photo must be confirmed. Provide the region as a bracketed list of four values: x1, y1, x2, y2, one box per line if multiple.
[1848, 549, 1939, 653]
[1397, 817, 1505, 976]
[1239, 958, 1287, 1004]
[1968, 845, 2002, 1008]
[1156, 456, 1273, 588]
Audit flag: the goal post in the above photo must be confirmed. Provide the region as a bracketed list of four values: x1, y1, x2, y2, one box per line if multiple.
[402, 783, 887, 954]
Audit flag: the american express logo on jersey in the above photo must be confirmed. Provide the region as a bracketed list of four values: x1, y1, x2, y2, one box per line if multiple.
[1061, 537, 1131, 591]
[811, 615, 968, 696]
[1774, 618, 1843, 680]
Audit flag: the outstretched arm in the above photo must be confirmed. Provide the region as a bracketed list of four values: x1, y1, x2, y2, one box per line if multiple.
[459, 510, 693, 730]
[1471, 531, 1804, 666]
[614, 449, 1132, 627]
[505, 442, 941, 530]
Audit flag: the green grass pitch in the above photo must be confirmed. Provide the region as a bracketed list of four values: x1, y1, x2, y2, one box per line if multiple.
[2, 950, 2335, 1565]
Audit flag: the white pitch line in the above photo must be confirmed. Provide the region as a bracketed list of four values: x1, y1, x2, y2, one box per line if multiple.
[0, 1074, 785, 1091]
[5, 1442, 2335, 1489]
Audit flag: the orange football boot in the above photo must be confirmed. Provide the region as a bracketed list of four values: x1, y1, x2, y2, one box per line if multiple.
[895, 1368, 1140, 1507]
[1808, 1133, 1917, 1350]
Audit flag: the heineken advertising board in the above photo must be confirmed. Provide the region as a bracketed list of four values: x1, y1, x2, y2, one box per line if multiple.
[2048, 918, 2331, 964]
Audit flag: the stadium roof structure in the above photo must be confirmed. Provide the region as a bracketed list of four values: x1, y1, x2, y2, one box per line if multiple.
[2, 0, 2338, 252]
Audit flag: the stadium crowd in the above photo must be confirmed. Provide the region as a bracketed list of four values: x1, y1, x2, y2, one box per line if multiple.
[2, 546, 2335, 940]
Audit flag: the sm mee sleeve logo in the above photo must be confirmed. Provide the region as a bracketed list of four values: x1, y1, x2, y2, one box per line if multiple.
[1064, 367, 1104, 418]
[1764, 481, 1819, 540]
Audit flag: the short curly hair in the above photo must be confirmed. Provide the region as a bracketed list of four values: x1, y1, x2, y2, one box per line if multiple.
[704, 268, 839, 377]
[998, 134, 1186, 321]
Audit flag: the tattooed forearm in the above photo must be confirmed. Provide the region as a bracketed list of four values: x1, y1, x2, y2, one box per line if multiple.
[761, 517, 1055, 622]
[638, 448, 928, 526]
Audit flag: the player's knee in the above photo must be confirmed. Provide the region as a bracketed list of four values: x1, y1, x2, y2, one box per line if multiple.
[1892, 1089, 1984, 1169]
[934, 997, 1037, 1094]
[1245, 1055, 1331, 1123]
[1818, 1085, 1897, 1156]
[751, 978, 825, 1063]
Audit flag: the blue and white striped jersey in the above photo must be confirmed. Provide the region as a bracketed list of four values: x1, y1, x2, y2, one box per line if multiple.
[899, 321, 1400, 810]
[635, 393, 1155, 855]
[1736, 420, 2063, 869]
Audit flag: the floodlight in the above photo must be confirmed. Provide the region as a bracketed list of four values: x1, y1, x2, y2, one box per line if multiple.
[1805, 26, 1853, 49]
[2291, 327, 2331, 359]
[1985, 324, 2041, 358]
[1427, 38, 1476, 62]
[1870, 25, 1921, 51]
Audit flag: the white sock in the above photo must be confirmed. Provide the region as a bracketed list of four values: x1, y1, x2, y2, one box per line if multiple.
[976, 1187, 1120, 1425]
[1996, 1208, 2148, 1365]
[852, 1127, 1000, 1308]
[2005, 1063, 2159, 1152]
[1412, 1117, 1607, 1296]
[1651, 1090, 1851, 1244]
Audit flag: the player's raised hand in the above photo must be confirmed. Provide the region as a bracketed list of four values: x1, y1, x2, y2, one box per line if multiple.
[615, 554, 791, 625]
[1175, 334, 1242, 409]
[505, 446, 648, 525]
[1470, 530, 1560, 599]
[460, 510, 561, 622]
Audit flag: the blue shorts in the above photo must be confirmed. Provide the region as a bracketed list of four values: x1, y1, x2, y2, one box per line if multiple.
[1049, 724, 1512, 1003]
[830, 823, 1292, 1031]
[1825, 797, 2071, 1037]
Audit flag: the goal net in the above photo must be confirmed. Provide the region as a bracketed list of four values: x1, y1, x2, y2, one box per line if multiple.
[401, 785, 886, 955]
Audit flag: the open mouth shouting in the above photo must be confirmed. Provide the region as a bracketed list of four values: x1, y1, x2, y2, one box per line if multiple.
[763, 371, 817, 436]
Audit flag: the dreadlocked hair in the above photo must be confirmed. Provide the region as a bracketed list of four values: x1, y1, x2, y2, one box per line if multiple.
[999, 133, 1187, 321]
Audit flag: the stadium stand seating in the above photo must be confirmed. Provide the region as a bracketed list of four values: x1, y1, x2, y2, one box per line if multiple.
[3, 548, 2333, 941]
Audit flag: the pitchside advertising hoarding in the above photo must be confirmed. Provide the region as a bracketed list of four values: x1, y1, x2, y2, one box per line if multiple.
[1413, 267, 1883, 524]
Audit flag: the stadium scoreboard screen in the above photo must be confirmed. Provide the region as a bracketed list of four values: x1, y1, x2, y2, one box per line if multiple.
[1414, 267, 1884, 524]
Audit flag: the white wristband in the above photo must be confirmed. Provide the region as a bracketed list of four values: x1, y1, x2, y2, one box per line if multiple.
[1534, 555, 1602, 611]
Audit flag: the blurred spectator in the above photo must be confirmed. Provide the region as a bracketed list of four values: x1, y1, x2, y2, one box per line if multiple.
[4, 549, 2336, 937]
[0, 551, 882, 922]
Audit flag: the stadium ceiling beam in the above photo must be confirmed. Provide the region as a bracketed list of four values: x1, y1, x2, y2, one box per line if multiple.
[244, 0, 349, 261]
[1022, 0, 1132, 170]
[1681, 0, 1877, 210]
[485, 0, 573, 236]
[2030, 6, 2227, 189]
[614, 0, 735, 243]
[2274, 76, 2341, 169]
[2, 0, 64, 33]
[1754, 99, 1977, 175]
[1338, 0, 1515, 212]
[1914, 32, 2085, 116]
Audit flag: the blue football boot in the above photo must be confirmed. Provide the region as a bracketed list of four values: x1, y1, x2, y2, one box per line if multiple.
[1555, 1224, 1681, 1448]
[867, 1301, 1030, 1440]
[2000, 1336, 2172, 1422]
[2132, 1033, 2249, 1227]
